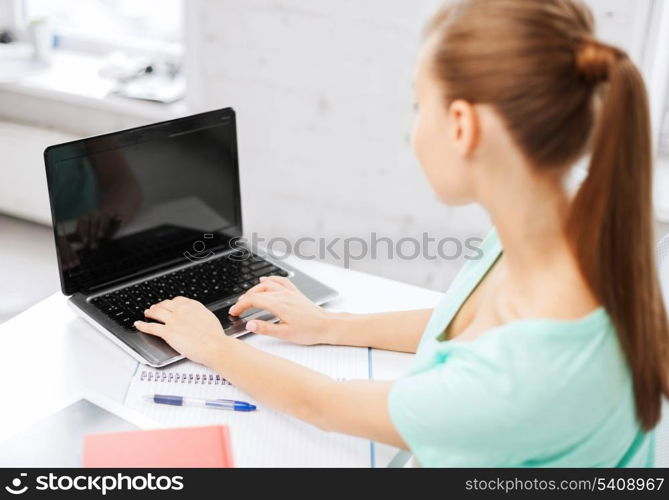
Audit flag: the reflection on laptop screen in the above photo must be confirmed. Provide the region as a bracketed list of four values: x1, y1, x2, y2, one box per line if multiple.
[45, 109, 242, 295]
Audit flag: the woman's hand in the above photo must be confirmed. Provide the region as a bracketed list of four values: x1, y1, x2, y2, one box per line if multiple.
[134, 297, 229, 367]
[228, 276, 334, 345]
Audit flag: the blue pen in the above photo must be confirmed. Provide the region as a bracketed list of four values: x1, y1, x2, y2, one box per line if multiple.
[144, 394, 257, 412]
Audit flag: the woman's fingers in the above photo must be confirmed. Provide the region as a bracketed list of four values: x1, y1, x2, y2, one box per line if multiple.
[134, 320, 166, 337]
[245, 319, 287, 337]
[240, 280, 283, 299]
[144, 305, 172, 323]
[144, 300, 175, 323]
[172, 296, 194, 305]
[151, 299, 176, 311]
[261, 275, 298, 291]
[228, 277, 297, 315]
[229, 291, 285, 317]
[237, 276, 298, 303]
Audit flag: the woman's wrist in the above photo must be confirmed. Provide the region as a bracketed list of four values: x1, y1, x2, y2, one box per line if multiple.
[321, 310, 355, 346]
[203, 333, 237, 368]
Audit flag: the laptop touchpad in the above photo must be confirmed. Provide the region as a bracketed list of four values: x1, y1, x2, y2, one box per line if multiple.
[212, 305, 275, 336]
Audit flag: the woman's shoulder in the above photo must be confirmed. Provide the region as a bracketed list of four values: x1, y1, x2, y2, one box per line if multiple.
[436, 308, 625, 403]
[393, 306, 638, 466]
[457, 307, 620, 371]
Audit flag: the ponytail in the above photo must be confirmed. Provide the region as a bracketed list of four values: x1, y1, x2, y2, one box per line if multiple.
[426, 0, 669, 430]
[568, 39, 669, 430]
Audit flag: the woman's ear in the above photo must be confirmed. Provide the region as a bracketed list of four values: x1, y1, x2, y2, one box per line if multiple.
[447, 99, 479, 157]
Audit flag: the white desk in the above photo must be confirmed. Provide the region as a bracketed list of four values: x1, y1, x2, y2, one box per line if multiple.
[0, 257, 442, 467]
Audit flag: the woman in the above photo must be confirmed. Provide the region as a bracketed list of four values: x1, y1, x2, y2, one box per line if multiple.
[135, 0, 669, 467]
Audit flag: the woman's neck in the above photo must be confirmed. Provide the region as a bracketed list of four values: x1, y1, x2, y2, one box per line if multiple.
[481, 167, 598, 315]
[491, 176, 571, 275]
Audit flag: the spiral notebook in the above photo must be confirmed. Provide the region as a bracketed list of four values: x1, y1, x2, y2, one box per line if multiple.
[124, 334, 372, 467]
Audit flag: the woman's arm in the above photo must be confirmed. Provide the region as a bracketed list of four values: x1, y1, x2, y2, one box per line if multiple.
[209, 337, 405, 446]
[325, 309, 433, 353]
[135, 297, 407, 447]
[229, 276, 432, 353]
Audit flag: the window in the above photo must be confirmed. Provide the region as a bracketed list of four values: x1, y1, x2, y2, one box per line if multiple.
[644, 0, 669, 220]
[22, 0, 183, 54]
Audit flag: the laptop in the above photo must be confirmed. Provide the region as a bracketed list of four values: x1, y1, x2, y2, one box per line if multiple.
[44, 108, 338, 367]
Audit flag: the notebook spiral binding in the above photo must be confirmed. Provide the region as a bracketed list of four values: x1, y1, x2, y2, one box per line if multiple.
[140, 370, 232, 386]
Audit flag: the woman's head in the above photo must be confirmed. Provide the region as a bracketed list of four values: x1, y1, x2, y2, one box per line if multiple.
[415, 0, 669, 430]
[413, 0, 602, 204]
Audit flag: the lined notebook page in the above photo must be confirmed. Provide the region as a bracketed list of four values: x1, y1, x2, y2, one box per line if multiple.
[124, 334, 371, 467]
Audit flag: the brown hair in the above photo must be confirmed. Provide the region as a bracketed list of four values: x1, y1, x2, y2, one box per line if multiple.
[426, 0, 669, 430]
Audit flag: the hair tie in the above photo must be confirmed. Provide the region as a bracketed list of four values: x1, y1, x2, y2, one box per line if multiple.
[576, 39, 621, 84]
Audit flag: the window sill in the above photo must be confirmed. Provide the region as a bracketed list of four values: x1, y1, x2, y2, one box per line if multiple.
[0, 46, 190, 124]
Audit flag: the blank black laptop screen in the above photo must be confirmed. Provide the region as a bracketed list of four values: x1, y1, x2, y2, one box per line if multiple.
[45, 108, 242, 295]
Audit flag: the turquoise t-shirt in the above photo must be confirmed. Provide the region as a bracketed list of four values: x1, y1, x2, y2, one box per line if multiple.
[388, 229, 654, 467]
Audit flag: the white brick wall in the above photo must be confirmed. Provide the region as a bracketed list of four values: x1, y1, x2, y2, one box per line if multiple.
[187, 0, 490, 291]
[188, 0, 649, 290]
[0, 0, 650, 291]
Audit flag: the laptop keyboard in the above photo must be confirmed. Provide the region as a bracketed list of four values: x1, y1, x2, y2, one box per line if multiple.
[89, 251, 288, 330]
